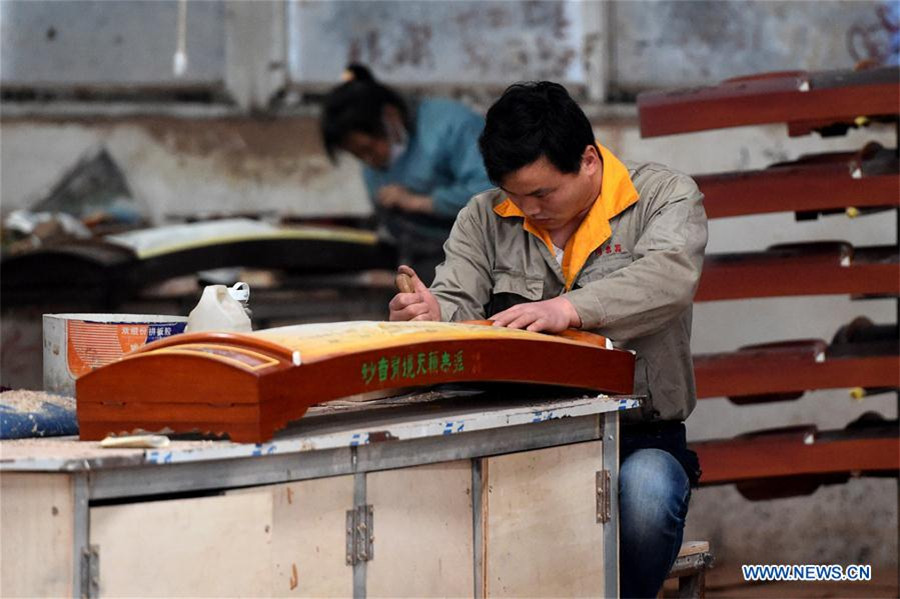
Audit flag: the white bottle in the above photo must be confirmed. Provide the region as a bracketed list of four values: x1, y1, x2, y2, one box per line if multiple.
[185, 283, 252, 333]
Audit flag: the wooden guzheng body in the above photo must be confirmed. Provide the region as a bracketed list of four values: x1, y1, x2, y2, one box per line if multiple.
[638, 64, 900, 503]
[694, 318, 898, 403]
[637, 66, 900, 137]
[1, 220, 394, 307]
[76, 321, 635, 443]
[696, 241, 899, 301]
[696, 143, 899, 219]
[693, 419, 899, 494]
[693, 339, 899, 402]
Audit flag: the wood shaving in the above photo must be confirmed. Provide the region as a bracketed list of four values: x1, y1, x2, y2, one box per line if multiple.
[0, 389, 75, 413]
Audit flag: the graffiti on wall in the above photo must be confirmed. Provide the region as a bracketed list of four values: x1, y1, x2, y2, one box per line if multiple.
[848, 1, 900, 66]
[287, 0, 584, 86]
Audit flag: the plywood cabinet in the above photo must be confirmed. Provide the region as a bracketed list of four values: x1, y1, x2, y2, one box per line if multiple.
[90, 493, 273, 597]
[267, 477, 355, 597]
[1, 395, 626, 597]
[367, 462, 475, 597]
[482, 441, 606, 597]
[1, 474, 74, 598]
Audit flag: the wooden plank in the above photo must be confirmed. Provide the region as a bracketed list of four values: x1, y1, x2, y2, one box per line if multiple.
[696, 145, 900, 219]
[677, 570, 706, 599]
[483, 441, 604, 597]
[637, 66, 900, 137]
[270, 477, 354, 597]
[695, 244, 899, 301]
[678, 541, 710, 557]
[366, 461, 474, 597]
[90, 492, 273, 597]
[693, 343, 899, 400]
[226, 477, 354, 597]
[692, 430, 900, 485]
[0, 473, 73, 597]
[0, 225, 396, 308]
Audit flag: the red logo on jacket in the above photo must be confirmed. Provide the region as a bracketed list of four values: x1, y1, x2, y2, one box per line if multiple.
[595, 243, 622, 256]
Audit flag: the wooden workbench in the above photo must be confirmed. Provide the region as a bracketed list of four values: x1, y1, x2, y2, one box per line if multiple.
[1, 389, 638, 598]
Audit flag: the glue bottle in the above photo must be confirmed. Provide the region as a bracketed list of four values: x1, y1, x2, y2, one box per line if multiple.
[185, 282, 252, 333]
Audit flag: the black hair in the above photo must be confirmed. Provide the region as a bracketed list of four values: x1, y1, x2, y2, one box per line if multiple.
[478, 81, 596, 184]
[320, 64, 410, 162]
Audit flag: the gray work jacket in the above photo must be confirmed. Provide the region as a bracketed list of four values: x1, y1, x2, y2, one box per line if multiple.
[430, 160, 708, 422]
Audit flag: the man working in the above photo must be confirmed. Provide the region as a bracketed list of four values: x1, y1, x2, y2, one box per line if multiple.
[321, 64, 492, 285]
[389, 81, 707, 598]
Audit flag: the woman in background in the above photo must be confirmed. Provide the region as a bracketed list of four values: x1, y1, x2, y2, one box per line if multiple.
[321, 65, 492, 285]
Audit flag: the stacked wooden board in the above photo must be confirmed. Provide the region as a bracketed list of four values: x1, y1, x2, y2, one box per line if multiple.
[638, 67, 899, 138]
[696, 242, 899, 301]
[1, 219, 395, 307]
[638, 65, 900, 496]
[692, 417, 899, 498]
[693, 320, 898, 403]
[695, 143, 899, 219]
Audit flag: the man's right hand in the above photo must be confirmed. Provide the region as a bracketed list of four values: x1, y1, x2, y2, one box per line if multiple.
[389, 265, 441, 322]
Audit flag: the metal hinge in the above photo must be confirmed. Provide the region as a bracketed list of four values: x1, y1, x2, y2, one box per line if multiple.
[596, 470, 611, 523]
[80, 544, 99, 599]
[345, 505, 374, 565]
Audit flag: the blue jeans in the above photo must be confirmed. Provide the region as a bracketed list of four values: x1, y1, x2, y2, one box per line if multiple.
[619, 448, 692, 598]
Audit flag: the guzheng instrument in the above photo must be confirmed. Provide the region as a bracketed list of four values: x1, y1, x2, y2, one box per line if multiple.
[696, 241, 899, 302]
[694, 318, 899, 403]
[696, 143, 900, 219]
[1, 219, 395, 307]
[637, 66, 899, 137]
[691, 417, 899, 499]
[76, 321, 635, 443]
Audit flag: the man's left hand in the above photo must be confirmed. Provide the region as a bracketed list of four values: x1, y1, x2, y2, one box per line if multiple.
[377, 185, 434, 214]
[489, 296, 582, 333]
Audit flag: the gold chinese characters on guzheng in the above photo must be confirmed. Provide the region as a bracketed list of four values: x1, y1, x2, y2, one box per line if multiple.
[76, 321, 635, 443]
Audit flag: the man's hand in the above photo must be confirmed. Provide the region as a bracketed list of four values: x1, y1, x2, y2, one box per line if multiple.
[489, 296, 582, 333]
[389, 265, 442, 322]
[377, 185, 434, 214]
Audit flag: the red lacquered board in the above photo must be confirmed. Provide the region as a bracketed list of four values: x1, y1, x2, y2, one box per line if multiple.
[696, 242, 899, 301]
[696, 143, 900, 219]
[692, 425, 899, 485]
[693, 339, 899, 401]
[638, 67, 899, 137]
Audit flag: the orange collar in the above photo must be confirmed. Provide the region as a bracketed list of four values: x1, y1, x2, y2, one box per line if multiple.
[493, 144, 639, 289]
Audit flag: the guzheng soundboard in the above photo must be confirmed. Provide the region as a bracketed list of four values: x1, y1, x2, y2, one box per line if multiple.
[76, 321, 635, 443]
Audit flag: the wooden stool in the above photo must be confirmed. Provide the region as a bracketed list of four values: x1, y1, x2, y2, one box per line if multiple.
[666, 541, 713, 598]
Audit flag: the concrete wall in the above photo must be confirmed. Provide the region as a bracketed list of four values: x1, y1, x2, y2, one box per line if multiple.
[0, 116, 370, 222]
[610, 0, 890, 92]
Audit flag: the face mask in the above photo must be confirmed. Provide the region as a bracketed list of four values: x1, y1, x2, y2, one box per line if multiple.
[389, 139, 407, 165]
[384, 117, 408, 166]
